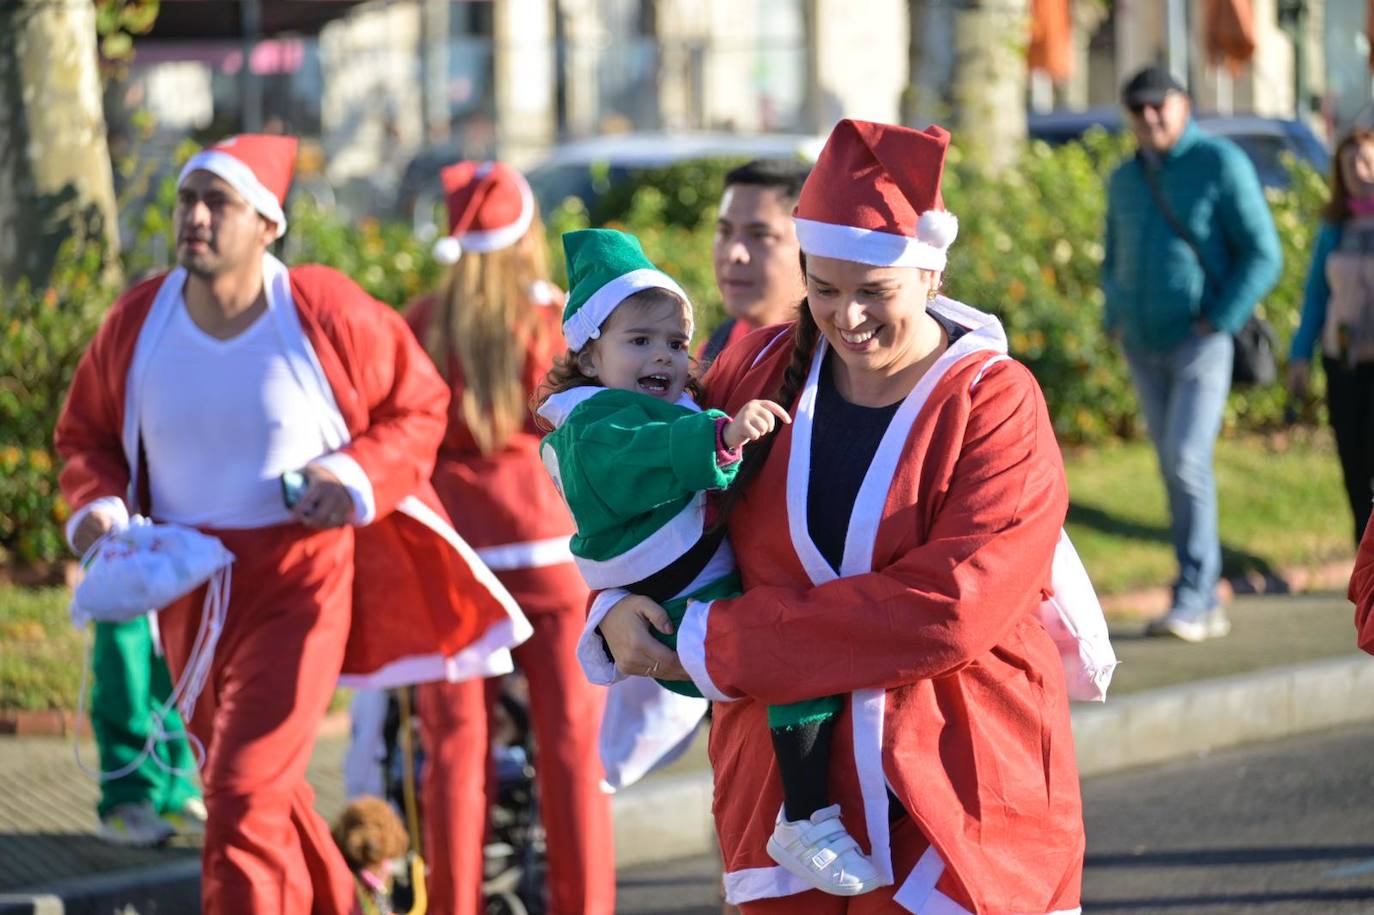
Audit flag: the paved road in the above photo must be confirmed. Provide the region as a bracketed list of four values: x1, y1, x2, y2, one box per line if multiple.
[615, 723, 1374, 914]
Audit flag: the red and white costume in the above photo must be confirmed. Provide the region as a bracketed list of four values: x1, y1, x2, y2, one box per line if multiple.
[1351, 520, 1374, 654]
[404, 159, 615, 915]
[663, 120, 1085, 913]
[55, 137, 529, 915]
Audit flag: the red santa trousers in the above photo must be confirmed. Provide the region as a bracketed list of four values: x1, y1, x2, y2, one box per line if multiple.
[160, 523, 357, 915]
[416, 564, 614, 915]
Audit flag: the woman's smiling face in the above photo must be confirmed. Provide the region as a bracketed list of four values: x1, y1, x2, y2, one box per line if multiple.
[804, 254, 943, 401]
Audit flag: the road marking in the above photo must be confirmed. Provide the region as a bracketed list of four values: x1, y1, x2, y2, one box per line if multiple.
[1327, 858, 1374, 878]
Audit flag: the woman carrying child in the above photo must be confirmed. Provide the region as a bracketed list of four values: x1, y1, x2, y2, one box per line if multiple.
[594, 120, 1086, 913]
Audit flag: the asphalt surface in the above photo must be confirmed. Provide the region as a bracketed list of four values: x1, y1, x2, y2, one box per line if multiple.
[614, 722, 1374, 914]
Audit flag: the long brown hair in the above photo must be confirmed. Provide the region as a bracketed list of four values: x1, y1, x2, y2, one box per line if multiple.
[426, 212, 551, 455]
[1323, 129, 1374, 223]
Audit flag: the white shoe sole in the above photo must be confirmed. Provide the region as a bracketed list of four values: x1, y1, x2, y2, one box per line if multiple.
[765, 835, 882, 897]
[96, 824, 174, 848]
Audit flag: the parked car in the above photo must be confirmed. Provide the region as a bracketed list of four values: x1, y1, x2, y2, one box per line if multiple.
[524, 131, 826, 215]
[1027, 107, 1330, 187]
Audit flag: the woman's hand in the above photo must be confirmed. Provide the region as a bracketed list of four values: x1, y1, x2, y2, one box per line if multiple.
[722, 399, 791, 451]
[599, 594, 690, 681]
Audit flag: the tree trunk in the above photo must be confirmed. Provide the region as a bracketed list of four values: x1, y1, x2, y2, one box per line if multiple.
[907, 0, 1030, 173]
[0, 0, 120, 290]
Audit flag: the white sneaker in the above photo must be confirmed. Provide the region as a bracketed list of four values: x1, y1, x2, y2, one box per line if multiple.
[1154, 605, 1231, 643]
[162, 796, 207, 837]
[765, 804, 884, 897]
[97, 802, 176, 848]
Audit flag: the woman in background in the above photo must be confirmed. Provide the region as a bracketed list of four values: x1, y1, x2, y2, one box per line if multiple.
[405, 161, 614, 915]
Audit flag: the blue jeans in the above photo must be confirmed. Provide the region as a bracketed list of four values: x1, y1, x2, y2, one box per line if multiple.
[1124, 332, 1233, 614]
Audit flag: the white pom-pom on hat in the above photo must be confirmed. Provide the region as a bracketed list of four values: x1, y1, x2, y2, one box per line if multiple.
[433, 235, 463, 265]
[917, 210, 959, 250]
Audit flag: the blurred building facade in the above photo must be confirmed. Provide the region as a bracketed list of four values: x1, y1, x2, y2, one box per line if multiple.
[121, 0, 1365, 188]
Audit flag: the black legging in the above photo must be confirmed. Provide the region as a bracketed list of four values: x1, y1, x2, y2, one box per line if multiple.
[1323, 357, 1374, 545]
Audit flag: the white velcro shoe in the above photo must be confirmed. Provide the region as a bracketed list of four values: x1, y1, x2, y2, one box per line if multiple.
[765, 803, 884, 897]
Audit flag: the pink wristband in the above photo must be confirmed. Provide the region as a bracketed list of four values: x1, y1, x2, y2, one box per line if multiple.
[715, 416, 742, 466]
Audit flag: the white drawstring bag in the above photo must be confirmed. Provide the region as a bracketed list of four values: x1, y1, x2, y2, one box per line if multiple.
[71, 516, 235, 782]
[599, 675, 709, 792]
[1041, 530, 1118, 702]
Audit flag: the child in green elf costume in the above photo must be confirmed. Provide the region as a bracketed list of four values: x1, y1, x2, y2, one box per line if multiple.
[535, 228, 882, 897]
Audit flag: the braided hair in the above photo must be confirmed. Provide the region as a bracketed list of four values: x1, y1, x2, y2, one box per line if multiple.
[716, 255, 821, 521]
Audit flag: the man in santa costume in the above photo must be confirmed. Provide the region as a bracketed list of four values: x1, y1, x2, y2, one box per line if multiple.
[55, 134, 531, 915]
[594, 119, 1085, 913]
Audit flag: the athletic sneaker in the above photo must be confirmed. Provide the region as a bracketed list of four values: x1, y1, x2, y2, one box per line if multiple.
[765, 804, 884, 896]
[97, 802, 176, 848]
[162, 796, 208, 836]
[1148, 605, 1231, 643]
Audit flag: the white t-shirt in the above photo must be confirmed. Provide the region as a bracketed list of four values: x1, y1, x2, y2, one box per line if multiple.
[140, 301, 331, 528]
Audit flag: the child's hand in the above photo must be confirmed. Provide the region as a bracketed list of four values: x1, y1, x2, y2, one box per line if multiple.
[722, 399, 791, 451]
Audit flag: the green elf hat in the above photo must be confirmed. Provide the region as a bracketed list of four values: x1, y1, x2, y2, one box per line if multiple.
[561, 228, 692, 351]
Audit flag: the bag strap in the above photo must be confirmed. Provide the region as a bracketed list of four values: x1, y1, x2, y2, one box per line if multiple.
[1137, 154, 1221, 291]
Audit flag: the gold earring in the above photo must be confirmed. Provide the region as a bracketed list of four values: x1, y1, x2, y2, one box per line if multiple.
[927, 287, 939, 302]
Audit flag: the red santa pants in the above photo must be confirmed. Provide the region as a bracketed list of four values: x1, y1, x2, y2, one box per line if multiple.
[160, 523, 357, 915]
[416, 564, 614, 915]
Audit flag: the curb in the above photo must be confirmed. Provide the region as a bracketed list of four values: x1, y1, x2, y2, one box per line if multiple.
[612, 653, 1374, 868]
[0, 859, 199, 915]
[7, 655, 1373, 907]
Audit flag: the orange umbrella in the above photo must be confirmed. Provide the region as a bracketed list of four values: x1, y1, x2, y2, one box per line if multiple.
[1203, 0, 1257, 75]
[1028, 0, 1073, 82]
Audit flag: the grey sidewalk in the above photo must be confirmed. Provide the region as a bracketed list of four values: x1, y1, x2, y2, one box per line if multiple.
[1, 591, 1370, 913]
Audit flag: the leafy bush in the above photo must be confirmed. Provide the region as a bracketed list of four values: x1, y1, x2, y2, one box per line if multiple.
[570, 133, 1330, 444]
[0, 131, 1331, 567]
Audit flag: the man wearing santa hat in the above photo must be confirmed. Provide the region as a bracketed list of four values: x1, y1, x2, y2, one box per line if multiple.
[595, 119, 1085, 913]
[55, 134, 531, 915]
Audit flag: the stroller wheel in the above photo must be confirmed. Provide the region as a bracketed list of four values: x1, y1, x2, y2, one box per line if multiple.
[484, 891, 529, 915]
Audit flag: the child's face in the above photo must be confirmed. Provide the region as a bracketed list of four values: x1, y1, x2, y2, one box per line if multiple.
[578, 294, 692, 401]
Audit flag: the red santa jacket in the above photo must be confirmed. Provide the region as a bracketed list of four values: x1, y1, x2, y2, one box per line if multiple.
[677, 300, 1084, 913]
[54, 258, 531, 688]
[404, 285, 583, 614]
[1351, 520, 1374, 654]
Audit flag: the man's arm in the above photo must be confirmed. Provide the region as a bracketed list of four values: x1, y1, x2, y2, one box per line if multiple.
[1201, 145, 1283, 334]
[53, 313, 133, 553]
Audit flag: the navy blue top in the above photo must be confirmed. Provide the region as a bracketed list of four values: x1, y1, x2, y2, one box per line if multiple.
[807, 312, 966, 572]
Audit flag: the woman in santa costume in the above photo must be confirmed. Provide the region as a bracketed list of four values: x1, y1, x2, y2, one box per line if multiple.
[595, 119, 1086, 913]
[54, 134, 531, 915]
[403, 161, 615, 915]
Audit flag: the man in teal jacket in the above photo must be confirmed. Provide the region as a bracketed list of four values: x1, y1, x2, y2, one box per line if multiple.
[1102, 66, 1281, 642]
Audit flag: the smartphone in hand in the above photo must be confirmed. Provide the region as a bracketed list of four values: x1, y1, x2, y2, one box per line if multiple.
[281, 470, 308, 509]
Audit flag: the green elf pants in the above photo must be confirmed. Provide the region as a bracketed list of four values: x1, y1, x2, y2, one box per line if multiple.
[91, 616, 201, 818]
[651, 573, 843, 729]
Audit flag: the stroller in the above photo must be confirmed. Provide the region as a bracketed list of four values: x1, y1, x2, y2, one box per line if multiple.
[382, 677, 547, 915]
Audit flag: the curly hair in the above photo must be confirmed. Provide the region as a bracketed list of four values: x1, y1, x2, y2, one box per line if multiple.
[332, 796, 409, 873]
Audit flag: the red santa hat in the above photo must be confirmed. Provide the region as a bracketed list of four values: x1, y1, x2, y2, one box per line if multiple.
[793, 119, 959, 271]
[176, 134, 297, 239]
[432, 161, 536, 265]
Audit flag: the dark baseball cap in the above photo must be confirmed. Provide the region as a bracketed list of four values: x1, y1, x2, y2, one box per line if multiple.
[1121, 66, 1186, 108]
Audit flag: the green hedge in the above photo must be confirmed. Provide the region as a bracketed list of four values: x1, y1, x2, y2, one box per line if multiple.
[0, 133, 1330, 566]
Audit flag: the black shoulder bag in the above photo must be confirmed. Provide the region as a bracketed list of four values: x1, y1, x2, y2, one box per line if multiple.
[1138, 157, 1278, 388]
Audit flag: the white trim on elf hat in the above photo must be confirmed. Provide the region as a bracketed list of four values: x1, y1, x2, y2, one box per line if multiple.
[177, 135, 297, 239]
[794, 119, 959, 271]
[432, 161, 537, 265]
[560, 229, 692, 352]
